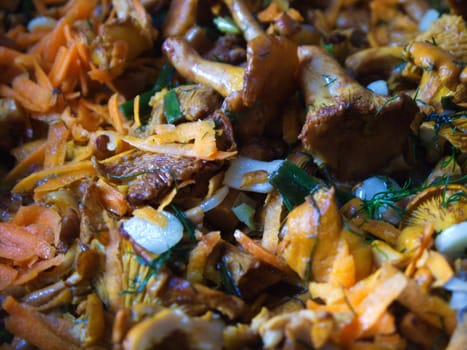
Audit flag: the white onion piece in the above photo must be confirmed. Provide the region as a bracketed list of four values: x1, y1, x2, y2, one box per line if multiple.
[223, 157, 284, 193]
[353, 176, 400, 200]
[122, 211, 183, 254]
[445, 277, 467, 292]
[367, 80, 389, 96]
[418, 9, 440, 32]
[199, 186, 229, 212]
[449, 291, 467, 310]
[27, 16, 57, 32]
[435, 222, 467, 259]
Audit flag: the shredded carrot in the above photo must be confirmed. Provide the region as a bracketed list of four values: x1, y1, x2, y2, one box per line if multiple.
[40, 17, 70, 65]
[14, 254, 65, 285]
[33, 168, 97, 201]
[13, 205, 62, 247]
[11, 74, 55, 112]
[0, 222, 55, 263]
[3, 140, 47, 187]
[49, 44, 78, 87]
[96, 179, 129, 216]
[2, 296, 81, 350]
[12, 160, 95, 193]
[108, 93, 127, 134]
[44, 121, 70, 169]
[133, 94, 142, 128]
[120, 120, 237, 160]
[0, 47, 22, 66]
[234, 230, 289, 271]
[0, 264, 18, 291]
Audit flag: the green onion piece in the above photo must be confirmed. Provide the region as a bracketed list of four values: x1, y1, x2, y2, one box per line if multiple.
[119, 63, 175, 120]
[153, 62, 175, 92]
[322, 43, 335, 56]
[232, 203, 256, 230]
[220, 256, 242, 297]
[213, 17, 241, 34]
[163, 90, 183, 124]
[170, 204, 196, 242]
[269, 160, 323, 211]
[119, 89, 155, 121]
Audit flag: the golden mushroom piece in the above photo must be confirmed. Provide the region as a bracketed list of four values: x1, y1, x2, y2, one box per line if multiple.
[298, 45, 419, 180]
[400, 183, 467, 232]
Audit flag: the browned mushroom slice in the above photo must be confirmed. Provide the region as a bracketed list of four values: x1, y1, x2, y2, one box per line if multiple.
[96, 150, 223, 205]
[162, 37, 244, 97]
[223, 0, 264, 41]
[345, 46, 404, 81]
[156, 276, 245, 320]
[90, 19, 154, 79]
[298, 46, 419, 180]
[242, 34, 299, 108]
[122, 308, 224, 350]
[0, 98, 26, 152]
[221, 242, 283, 301]
[162, 0, 198, 38]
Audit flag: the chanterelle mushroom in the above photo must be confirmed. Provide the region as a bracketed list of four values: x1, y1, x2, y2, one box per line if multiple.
[122, 308, 224, 350]
[162, 35, 299, 140]
[298, 46, 419, 180]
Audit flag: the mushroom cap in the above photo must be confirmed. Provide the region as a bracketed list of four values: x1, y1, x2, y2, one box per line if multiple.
[400, 184, 467, 232]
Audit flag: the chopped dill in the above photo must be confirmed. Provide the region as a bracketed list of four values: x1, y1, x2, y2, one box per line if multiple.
[361, 174, 467, 220]
[321, 74, 337, 87]
[119, 250, 172, 295]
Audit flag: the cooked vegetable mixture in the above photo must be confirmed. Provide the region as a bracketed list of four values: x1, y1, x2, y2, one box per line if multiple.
[0, 0, 466, 349]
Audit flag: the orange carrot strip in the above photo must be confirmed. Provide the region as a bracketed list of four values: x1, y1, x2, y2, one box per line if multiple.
[108, 93, 127, 134]
[33, 58, 54, 90]
[0, 264, 18, 291]
[0, 222, 55, 263]
[43, 121, 70, 168]
[14, 205, 61, 246]
[96, 178, 129, 216]
[2, 296, 81, 350]
[0, 84, 48, 112]
[3, 140, 47, 187]
[234, 230, 289, 271]
[12, 160, 94, 193]
[41, 17, 70, 65]
[11, 74, 54, 112]
[14, 254, 65, 285]
[61, 0, 98, 20]
[0, 46, 22, 66]
[33, 168, 97, 200]
[48, 46, 68, 86]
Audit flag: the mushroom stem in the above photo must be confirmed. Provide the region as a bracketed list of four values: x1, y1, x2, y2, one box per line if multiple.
[223, 0, 264, 41]
[162, 37, 244, 97]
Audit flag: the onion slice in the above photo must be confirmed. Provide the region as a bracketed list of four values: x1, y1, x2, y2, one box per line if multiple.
[435, 222, 467, 259]
[122, 210, 183, 254]
[223, 157, 284, 193]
